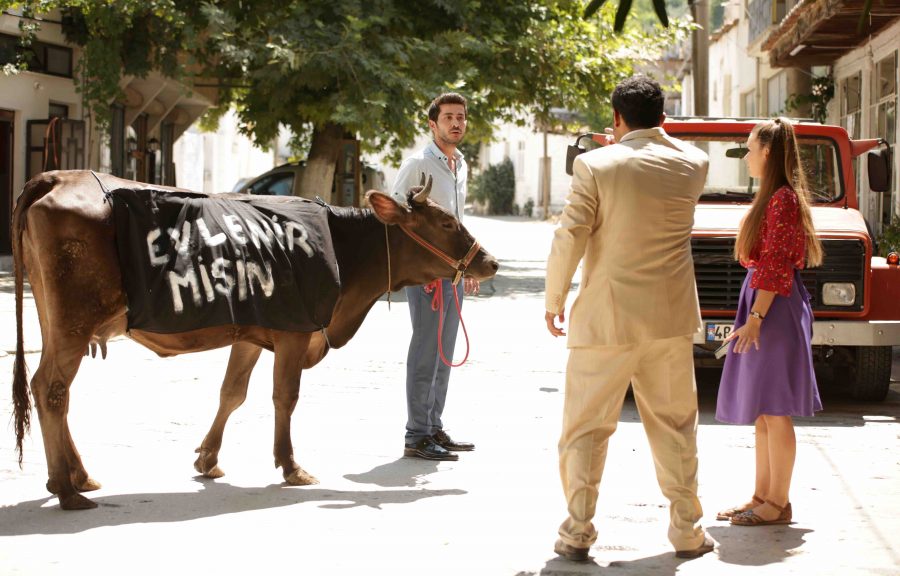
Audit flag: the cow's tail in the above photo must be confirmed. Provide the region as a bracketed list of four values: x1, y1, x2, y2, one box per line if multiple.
[12, 174, 56, 467]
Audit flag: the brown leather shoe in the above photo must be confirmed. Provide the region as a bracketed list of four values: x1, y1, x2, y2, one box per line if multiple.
[403, 437, 458, 461]
[431, 430, 474, 451]
[554, 539, 592, 562]
[675, 535, 716, 559]
[731, 500, 792, 526]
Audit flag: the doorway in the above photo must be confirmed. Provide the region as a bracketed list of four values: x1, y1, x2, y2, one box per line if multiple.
[0, 109, 13, 255]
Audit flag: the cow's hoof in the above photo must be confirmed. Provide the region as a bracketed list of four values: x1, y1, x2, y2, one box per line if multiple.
[59, 493, 98, 510]
[202, 465, 225, 479]
[77, 478, 102, 492]
[47, 477, 101, 494]
[284, 468, 319, 486]
[194, 452, 225, 478]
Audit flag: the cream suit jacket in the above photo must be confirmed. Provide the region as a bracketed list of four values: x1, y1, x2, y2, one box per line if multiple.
[546, 127, 709, 347]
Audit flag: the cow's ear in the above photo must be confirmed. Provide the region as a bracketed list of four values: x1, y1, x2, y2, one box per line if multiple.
[366, 191, 408, 225]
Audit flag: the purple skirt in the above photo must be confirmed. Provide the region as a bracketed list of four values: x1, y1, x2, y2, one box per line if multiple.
[715, 268, 823, 425]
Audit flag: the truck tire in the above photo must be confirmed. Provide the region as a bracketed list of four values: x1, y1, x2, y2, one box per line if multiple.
[849, 346, 892, 401]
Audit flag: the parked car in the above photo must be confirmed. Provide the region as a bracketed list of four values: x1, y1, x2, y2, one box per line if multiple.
[566, 117, 900, 401]
[233, 161, 305, 196]
[234, 160, 387, 206]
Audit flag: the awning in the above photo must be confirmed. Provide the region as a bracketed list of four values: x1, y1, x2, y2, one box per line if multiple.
[765, 0, 900, 68]
[118, 71, 214, 140]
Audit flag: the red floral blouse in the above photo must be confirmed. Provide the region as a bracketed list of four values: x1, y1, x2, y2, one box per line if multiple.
[743, 185, 806, 296]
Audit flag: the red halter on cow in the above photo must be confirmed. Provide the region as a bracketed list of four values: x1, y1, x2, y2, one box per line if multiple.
[11, 170, 498, 510]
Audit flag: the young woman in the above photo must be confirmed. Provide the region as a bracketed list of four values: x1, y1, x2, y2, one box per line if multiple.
[715, 117, 824, 526]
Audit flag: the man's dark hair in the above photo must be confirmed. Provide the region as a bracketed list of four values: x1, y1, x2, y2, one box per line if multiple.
[428, 93, 467, 122]
[611, 76, 665, 129]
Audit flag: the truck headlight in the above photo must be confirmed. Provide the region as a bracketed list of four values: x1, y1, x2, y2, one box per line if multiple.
[822, 282, 856, 306]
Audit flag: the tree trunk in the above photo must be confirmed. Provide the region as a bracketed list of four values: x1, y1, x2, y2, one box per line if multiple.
[297, 122, 344, 202]
[690, 0, 709, 116]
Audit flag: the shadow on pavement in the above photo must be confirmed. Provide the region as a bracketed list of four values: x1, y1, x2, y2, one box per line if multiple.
[344, 457, 441, 488]
[0, 477, 466, 535]
[529, 524, 812, 575]
[707, 525, 813, 566]
[533, 551, 682, 576]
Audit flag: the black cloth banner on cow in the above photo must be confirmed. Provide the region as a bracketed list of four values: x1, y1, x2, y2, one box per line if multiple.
[109, 188, 341, 334]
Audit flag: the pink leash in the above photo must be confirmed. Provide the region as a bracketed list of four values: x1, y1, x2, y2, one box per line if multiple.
[424, 279, 470, 367]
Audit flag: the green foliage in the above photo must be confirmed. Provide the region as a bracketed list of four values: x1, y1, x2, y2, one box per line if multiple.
[523, 197, 535, 217]
[4, 0, 691, 166]
[786, 74, 834, 124]
[5, 0, 202, 128]
[471, 158, 515, 215]
[878, 213, 900, 256]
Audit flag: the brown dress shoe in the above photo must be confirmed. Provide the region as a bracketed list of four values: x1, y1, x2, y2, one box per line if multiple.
[403, 437, 458, 461]
[675, 535, 716, 559]
[431, 430, 474, 451]
[554, 539, 592, 562]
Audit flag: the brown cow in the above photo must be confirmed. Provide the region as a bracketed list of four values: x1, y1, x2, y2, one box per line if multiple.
[12, 170, 498, 510]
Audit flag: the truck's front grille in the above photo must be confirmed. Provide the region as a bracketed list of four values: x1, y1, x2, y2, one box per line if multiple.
[691, 237, 866, 313]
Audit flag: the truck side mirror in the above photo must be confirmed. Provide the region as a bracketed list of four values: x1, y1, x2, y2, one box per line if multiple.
[566, 133, 605, 175]
[868, 145, 892, 193]
[566, 143, 585, 176]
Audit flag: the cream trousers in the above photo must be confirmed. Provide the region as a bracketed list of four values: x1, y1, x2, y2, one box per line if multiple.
[558, 334, 705, 551]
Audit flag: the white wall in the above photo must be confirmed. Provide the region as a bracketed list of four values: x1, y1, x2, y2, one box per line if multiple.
[481, 123, 574, 216]
[708, 19, 758, 118]
[173, 109, 282, 193]
[831, 19, 900, 229]
[1, 13, 84, 195]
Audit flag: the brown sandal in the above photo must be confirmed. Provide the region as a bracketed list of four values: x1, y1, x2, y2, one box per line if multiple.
[730, 500, 792, 526]
[716, 494, 764, 521]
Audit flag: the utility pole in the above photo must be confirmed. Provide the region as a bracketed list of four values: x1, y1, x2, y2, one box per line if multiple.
[541, 124, 550, 218]
[690, 0, 710, 116]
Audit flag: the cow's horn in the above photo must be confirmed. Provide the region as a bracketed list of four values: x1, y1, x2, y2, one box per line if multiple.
[412, 174, 432, 204]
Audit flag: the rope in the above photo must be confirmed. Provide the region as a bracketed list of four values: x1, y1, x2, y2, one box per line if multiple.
[424, 279, 470, 367]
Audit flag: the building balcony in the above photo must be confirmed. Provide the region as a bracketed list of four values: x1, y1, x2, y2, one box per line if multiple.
[764, 0, 900, 68]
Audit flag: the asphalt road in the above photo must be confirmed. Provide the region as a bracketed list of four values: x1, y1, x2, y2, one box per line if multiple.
[1, 215, 898, 576]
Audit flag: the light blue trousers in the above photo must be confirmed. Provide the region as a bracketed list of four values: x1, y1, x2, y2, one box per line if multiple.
[404, 280, 463, 444]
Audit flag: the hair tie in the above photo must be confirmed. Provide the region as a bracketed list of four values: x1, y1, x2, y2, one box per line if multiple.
[774, 117, 782, 124]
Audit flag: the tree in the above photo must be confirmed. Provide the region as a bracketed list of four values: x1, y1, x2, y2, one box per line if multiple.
[5, 1, 689, 197]
[203, 0, 690, 197]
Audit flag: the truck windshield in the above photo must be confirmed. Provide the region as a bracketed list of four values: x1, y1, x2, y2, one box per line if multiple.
[681, 135, 842, 203]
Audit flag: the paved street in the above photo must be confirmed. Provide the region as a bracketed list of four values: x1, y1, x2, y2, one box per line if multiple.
[1, 215, 899, 576]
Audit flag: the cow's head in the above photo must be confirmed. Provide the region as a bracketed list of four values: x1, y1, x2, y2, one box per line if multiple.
[366, 175, 499, 285]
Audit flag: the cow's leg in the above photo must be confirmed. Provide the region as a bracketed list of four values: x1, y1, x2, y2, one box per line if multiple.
[31, 336, 98, 510]
[271, 331, 317, 486]
[194, 342, 264, 478]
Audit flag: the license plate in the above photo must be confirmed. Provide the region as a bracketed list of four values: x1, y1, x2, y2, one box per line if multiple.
[705, 322, 734, 342]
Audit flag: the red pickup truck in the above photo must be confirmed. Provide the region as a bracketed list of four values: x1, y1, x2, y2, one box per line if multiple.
[567, 118, 899, 401]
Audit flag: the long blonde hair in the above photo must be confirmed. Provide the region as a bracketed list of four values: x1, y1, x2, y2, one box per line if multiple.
[734, 117, 823, 267]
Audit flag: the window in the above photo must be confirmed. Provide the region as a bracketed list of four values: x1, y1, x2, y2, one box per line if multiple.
[0, 33, 73, 78]
[840, 72, 864, 198]
[870, 52, 898, 230]
[742, 90, 757, 117]
[48, 103, 68, 119]
[249, 173, 294, 196]
[680, 135, 842, 203]
[767, 72, 788, 116]
[840, 72, 863, 138]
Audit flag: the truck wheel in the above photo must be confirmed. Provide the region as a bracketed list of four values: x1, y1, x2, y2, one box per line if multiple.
[849, 346, 892, 401]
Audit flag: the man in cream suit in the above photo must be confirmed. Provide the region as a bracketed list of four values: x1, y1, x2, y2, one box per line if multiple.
[544, 76, 714, 562]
